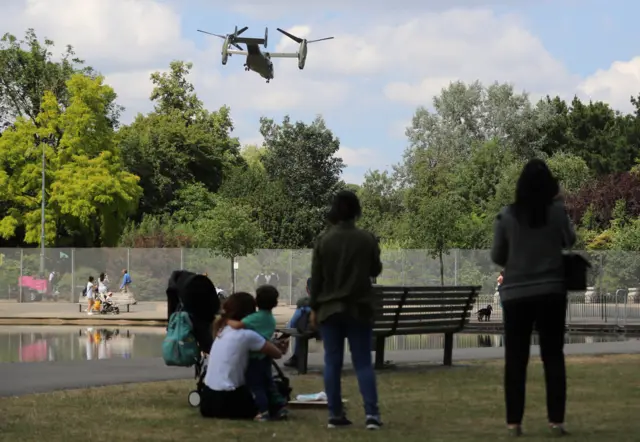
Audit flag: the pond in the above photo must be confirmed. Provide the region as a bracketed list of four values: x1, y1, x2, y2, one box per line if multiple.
[0, 325, 635, 363]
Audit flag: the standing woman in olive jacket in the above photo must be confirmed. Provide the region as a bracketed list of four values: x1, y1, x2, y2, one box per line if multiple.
[310, 190, 383, 430]
[491, 159, 575, 438]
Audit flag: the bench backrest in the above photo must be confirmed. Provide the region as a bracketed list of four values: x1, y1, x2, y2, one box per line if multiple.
[372, 285, 481, 336]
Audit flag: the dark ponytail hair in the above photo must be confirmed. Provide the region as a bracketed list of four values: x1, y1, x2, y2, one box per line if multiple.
[511, 159, 559, 229]
[213, 292, 256, 335]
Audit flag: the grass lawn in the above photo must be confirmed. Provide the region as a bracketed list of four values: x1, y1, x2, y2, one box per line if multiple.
[1, 355, 639, 442]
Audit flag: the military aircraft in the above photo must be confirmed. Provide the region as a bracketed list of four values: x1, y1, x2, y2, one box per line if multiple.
[197, 26, 334, 83]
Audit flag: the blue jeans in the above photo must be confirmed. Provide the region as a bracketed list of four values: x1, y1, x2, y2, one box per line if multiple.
[245, 356, 284, 414]
[287, 306, 310, 356]
[320, 312, 379, 419]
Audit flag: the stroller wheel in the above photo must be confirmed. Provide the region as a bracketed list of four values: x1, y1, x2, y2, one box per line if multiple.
[188, 390, 201, 407]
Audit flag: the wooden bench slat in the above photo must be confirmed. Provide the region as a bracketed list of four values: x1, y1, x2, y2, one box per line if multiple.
[375, 312, 470, 323]
[376, 299, 470, 307]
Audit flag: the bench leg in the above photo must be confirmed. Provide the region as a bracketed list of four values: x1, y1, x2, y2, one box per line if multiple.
[374, 336, 386, 369]
[126, 304, 130, 313]
[79, 304, 82, 313]
[297, 338, 309, 375]
[443, 332, 453, 366]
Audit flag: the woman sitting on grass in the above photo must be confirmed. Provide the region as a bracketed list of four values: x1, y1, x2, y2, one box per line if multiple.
[200, 292, 283, 420]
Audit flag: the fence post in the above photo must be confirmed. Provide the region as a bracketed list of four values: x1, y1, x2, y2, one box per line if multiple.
[127, 248, 131, 274]
[18, 249, 23, 303]
[288, 250, 293, 305]
[70, 248, 75, 302]
[454, 249, 459, 285]
[180, 248, 184, 270]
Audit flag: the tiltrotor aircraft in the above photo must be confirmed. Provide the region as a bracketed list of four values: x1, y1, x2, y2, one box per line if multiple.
[197, 26, 334, 83]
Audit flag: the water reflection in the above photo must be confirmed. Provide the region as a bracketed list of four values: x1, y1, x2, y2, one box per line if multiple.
[0, 326, 635, 363]
[0, 326, 165, 363]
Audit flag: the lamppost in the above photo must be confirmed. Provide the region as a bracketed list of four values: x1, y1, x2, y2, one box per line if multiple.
[33, 133, 50, 277]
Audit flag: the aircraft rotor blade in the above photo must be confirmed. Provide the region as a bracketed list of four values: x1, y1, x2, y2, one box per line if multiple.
[308, 36, 334, 43]
[236, 26, 249, 36]
[232, 42, 243, 50]
[276, 28, 302, 43]
[197, 30, 226, 39]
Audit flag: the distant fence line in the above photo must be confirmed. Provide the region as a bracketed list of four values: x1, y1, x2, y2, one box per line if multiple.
[2, 248, 640, 307]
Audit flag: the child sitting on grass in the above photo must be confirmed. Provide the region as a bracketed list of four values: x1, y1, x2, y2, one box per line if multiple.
[227, 285, 288, 421]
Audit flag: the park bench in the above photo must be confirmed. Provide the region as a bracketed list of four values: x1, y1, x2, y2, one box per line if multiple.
[77, 291, 135, 313]
[278, 285, 481, 374]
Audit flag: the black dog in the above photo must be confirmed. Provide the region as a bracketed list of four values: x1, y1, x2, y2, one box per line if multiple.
[477, 305, 493, 321]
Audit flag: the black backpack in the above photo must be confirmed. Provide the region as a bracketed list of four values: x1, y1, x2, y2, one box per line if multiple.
[82, 287, 87, 297]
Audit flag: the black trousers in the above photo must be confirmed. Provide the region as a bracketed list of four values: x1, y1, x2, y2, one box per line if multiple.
[199, 384, 257, 419]
[502, 293, 567, 425]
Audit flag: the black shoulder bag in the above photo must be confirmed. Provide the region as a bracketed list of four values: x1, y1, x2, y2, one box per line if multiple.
[563, 253, 591, 291]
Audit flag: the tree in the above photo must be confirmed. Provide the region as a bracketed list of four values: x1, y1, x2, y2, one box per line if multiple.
[399, 81, 554, 187]
[0, 29, 122, 129]
[118, 60, 241, 216]
[0, 73, 142, 246]
[259, 115, 344, 247]
[357, 170, 404, 240]
[546, 151, 592, 193]
[194, 199, 263, 292]
[404, 192, 464, 285]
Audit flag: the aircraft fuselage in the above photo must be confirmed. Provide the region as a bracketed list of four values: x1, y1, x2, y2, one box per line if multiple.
[245, 43, 274, 81]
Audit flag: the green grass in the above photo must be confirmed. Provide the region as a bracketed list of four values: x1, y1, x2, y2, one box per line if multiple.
[1, 355, 640, 442]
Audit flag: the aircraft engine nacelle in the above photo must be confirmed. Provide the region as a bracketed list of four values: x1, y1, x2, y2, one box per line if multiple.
[298, 40, 308, 70]
[221, 38, 229, 65]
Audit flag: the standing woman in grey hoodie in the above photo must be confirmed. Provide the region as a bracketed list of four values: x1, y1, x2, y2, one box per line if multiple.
[491, 159, 576, 438]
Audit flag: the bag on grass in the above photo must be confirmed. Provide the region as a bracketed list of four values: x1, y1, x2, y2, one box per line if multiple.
[162, 305, 199, 367]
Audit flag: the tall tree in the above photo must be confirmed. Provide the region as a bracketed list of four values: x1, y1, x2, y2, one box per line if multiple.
[259, 115, 344, 247]
[0, 29, 123, 129]
[0, 74, 142, 246]
[399, 81, 554, 187]
[118, 60, 241, 216]
[357, 170, 404, 240]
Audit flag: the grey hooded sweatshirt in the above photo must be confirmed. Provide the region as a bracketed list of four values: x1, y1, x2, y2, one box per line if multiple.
[490, 199, 576, 303]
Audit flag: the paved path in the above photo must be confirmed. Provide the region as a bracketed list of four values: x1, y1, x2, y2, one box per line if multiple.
[0, 302, 297, 325]
[1, 340, 640, 398]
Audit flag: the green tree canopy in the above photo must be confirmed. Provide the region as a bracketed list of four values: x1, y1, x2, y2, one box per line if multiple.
[0, 73, 141, 246]
[118, 60, 241, 217]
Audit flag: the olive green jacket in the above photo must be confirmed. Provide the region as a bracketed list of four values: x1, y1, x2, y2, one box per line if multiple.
[310, 221, 383, 324]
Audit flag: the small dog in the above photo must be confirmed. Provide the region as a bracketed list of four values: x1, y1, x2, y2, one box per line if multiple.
[477, 305, 493, 321]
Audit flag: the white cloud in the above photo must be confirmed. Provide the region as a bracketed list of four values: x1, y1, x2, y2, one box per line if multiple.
[337, 147, 386, 168]
[577, 57, 640, 112]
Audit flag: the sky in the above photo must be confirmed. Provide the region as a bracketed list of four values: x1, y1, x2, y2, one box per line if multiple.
[1, 0, 640, 184]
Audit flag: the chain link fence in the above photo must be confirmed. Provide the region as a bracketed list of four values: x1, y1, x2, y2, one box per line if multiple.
[0, 248, 639, 323]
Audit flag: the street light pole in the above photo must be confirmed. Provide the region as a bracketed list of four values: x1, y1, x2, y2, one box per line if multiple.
[39, 137, 46, 277]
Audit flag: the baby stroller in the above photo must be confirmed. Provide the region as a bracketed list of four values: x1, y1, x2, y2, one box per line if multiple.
[187, 354, 292, 408]
[98, 292, 120, 315]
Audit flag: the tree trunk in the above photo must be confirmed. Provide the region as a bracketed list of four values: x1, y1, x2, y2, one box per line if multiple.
[230, 256, 235, 293]
[439, 250, 444, 286]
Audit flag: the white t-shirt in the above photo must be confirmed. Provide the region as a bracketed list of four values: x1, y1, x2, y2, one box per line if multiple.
[98, 280, 108, 294]
[203, 326, 266, 391]
[86, 282, 95, 299]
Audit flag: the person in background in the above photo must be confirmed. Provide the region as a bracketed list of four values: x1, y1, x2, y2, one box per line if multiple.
[283, 278, 312, 368]
[310, 190, 383, 430]
[98, 273, 109, 296]
[497, 270, 504, 290]
[86, 276, 96, 315]
[490, 158, 575, 438]
[120, 269, 136, 305]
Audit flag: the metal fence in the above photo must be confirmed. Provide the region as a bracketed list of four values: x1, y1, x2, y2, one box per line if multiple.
[1, 248, 640, 317]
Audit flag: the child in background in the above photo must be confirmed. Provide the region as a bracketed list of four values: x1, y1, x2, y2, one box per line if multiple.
[228, 285, 288, 421]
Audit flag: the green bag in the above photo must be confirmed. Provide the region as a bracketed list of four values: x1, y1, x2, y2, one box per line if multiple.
[162, 305, 199, 367]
